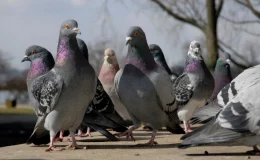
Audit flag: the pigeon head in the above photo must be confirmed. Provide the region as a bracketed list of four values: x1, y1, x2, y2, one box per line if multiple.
[22, 45, 52, 63]
[215, 52, 231, 73]
[60, 19, 81, 37]
[104, 48, 118, 65]
[149, 44, 163, 60]
[126, 26, 147, 47]
[187, 41, 203, 60]
[77, 38, 88, 61]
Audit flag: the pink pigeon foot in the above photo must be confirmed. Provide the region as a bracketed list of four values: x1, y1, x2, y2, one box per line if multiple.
[65, 132, 87, 150]
[45, 137, 64, 152]
[115, 126, 138, 141]
[136, 130, 158, 147]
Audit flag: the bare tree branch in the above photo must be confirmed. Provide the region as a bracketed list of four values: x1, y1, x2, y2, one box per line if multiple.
[150, 0, 205, 32]
[221, 15, 260, 24]
[235, 0, 260, 18]
[216, 0, 224, 18]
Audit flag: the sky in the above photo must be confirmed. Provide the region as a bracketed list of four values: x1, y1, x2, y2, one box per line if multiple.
[0, 0, 201, 71]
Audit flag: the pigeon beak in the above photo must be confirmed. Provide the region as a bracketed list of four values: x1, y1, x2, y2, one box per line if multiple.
[126, 37, 132, 45]
[226, 59, 231, 65]
[73, 28, 81, 35]
[21, 56, 30, 62]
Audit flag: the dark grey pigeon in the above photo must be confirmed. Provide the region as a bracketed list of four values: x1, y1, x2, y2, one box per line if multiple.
[149, 44, 178, 82]
[113, 26, 184, 146]
[179, 64, 260, 155]
[76, 38, 128, 141]
[26, 19, 97, 151]
[174, 41, 214, 133]
[22, 45, 55, 145]
[191, 52, 232, 124]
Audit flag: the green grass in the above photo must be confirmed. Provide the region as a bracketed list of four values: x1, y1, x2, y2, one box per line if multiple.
[0, 108, 34, 115]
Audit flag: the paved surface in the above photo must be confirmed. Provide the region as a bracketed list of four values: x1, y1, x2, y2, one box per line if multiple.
[0, 129, 258, 160]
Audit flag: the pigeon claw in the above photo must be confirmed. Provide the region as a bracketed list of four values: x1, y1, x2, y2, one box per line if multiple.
[115, 130, 135, 141]
[45, 146, 64, 152]
[79, 133, 92, 138]
[136, 141, 158, 147]
[66, 144, 87, 150]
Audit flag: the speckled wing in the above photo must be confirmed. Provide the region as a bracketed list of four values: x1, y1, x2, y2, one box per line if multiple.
[173, 73, 193, 106]
[31, 69, 63, 117]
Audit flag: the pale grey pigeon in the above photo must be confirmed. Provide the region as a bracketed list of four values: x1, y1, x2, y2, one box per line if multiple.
[149, 44, 178, 82]
[98, 48, 132, 121]
[113, 26, 184, 146]
[76, 38, 128, 141]
[22, 45, 55, 145]
[174, 41, 214, 133]
[191, 52, 232, 124]
[26, 19, 97, 151]
[179, 64, 260, 155]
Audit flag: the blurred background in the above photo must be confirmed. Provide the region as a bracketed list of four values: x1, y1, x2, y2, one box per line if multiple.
[0, 0, 260, 147]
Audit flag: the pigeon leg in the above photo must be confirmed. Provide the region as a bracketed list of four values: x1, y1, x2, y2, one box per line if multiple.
[115, 125, 139, 141]
[136, 130, 158, 146]
[80, 127, 92, 137]
[66, 131, 87, 150]
[54, 131, 71, 142]
[184, 121, 192, 133]
[75, 129, 83, 136]
[246, 145, 260, 155]
[45, 133, 64, 152]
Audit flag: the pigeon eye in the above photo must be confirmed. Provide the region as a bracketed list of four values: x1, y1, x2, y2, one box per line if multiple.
[135, 32, 139, 36]
[222, 56, 225, 60]
[65, 24, 70, 29]
[32, 51, 36, 54]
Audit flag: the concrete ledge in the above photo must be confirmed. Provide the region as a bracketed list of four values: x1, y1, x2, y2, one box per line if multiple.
[0, 129, 256, 160]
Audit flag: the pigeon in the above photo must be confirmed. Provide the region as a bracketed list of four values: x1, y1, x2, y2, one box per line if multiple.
[98, 48, 132, 121]
[26, 19, 97, 151]
[22, 45, 55, 145]
[149, 44, 178, 82]
[76, 38, 128, 141]
[179, 64, 260, 155]
[191, 52, 232, 124]
[174, 41, 214, 133]
[113, 26, 184, 146]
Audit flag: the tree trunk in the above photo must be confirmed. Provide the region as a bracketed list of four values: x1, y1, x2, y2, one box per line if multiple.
[206, 0, 218, 71]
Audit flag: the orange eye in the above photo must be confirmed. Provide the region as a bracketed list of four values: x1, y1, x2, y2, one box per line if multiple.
[222, 56, 225, 59]
[135, 31, 139, 36]
[32, 51, 36, 54]
[65, 24, 70, 29]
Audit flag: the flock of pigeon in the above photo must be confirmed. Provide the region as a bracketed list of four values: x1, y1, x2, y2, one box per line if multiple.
[21, 19, 260, 155]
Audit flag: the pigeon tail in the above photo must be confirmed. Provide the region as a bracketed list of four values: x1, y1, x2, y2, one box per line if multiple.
[88, 124, 119, 141]
[179, 116, 243, 149]
[26, 126, 49, 145]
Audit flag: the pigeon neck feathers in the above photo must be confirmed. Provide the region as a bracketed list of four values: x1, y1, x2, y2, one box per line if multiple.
[126, 44, 157, 71]
[27, 57, 54, 82]
[99, 61, 119, 85]
[56, 36, 82, 66]
[184, 56, 206, 73]
[210, 63, 232, 101]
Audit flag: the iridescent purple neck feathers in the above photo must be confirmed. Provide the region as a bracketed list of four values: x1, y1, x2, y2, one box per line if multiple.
[56, 36, 80, 66]
[27, 59, 53, 82]
[184, 59, 203, 73]
[126, 45, 156, 71]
